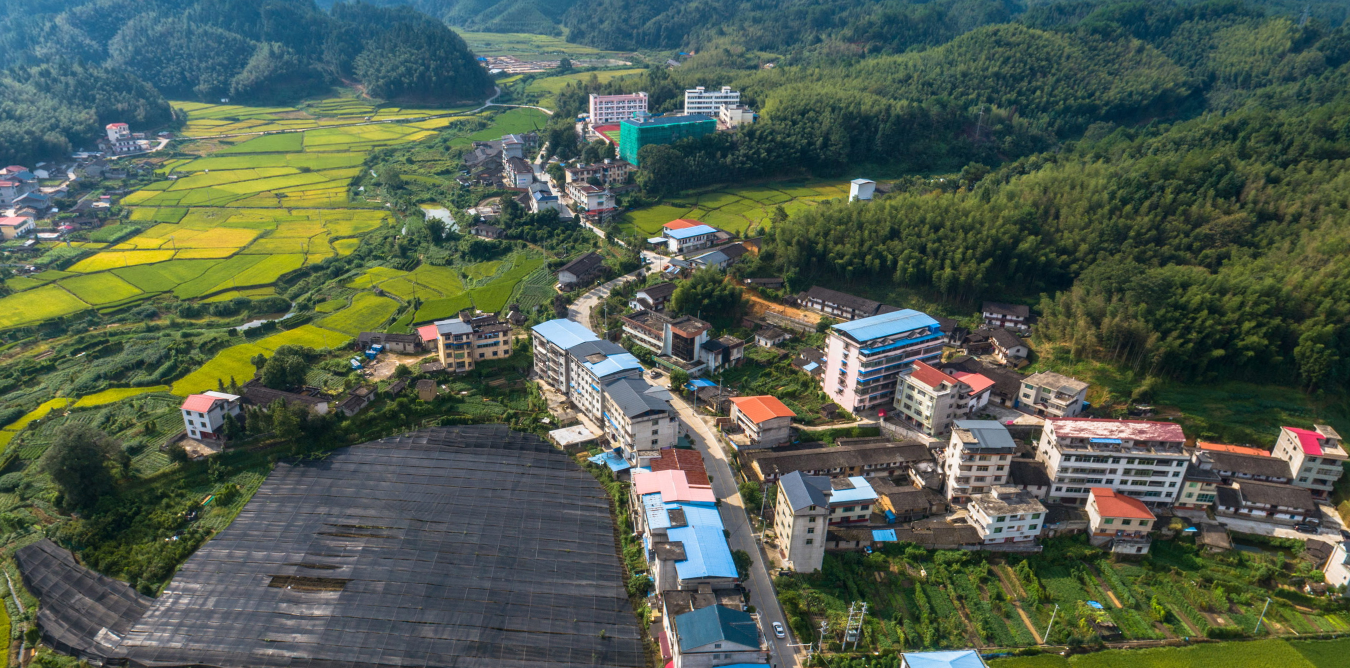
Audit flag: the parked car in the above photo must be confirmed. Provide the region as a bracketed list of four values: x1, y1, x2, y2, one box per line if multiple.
[648, 369, 663, 378]
[1295, 523, 1319, 534]
[772, 622, 786, 639]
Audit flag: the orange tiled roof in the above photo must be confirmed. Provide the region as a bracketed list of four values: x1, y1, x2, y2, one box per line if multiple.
[730, 396, 797, 423]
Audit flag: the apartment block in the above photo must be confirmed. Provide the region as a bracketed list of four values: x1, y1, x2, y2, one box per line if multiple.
[684, 86, 740, 115]
[618, 114, 715, 166]
[774, 471, 832, 573]
[823, 309, 944, 412]
[530, 318, 599, 391]
[602, 377, 680, 466]
[1271, 425, 1346, 501]
[1036, 418, 1188, 507]
[566, 340, 644, 423]
[1017, 371, 1088, 418]
[589, 92, 648, 124]
[621, 310, 713, 373]
[944, 420, 1017, 505]
[967, 486, 1046, 545]
[894, 361, 994, 436]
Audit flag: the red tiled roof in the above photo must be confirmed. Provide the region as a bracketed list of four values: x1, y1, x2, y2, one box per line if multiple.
[1198, 442, 1270, 457]
[730, 395, 797, 423]
[632, 469, 715, 503]
[908, 360, 956, 390]
[953, 371, 995, 395]
[664, 219, 703, 230]
[416, 324, 439, 343]
[1283, 427, 1325, 455]
[1048, 417, 1186, 442]
[648, 447, 709, 486]
[1090, 487, 1155, 520]
[0, 217, 30, 226]
[181, 394, 219, 412]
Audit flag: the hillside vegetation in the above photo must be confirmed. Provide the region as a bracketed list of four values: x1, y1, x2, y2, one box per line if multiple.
[0, 0, 492, 164]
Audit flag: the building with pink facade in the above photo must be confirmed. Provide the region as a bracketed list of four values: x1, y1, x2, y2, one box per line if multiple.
[588, 92, 648, 124]
[822, 309, 943, 413]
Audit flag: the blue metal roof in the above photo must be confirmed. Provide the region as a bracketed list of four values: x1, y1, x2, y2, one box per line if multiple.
[665, 224, 718, 240]
[587, 450, 631, 472]
[675, 605, 759, 652]
[669, 522, 737, 580]
[586, 352, 644, 378]
[902, 650, 987, 668]
[828, 476, 878, 505]
[872, 529, 897, 542]
[532, 318, 599, 350]
[831, 309, 939, 343]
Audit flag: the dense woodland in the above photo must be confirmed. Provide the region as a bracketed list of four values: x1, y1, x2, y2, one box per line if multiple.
[0, 0, 492, 164]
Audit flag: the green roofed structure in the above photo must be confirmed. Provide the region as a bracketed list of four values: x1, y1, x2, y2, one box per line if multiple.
[619, 114, 716, 166]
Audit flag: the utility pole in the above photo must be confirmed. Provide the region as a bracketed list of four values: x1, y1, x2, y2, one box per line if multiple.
[844, 601, 867, 650]
[1044, 604, 1059, 644]
[813, 619, 829, 663]
[1254, 597, 1271, 634]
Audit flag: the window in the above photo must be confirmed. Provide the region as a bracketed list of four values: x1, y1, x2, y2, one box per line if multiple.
[992, 527, 1003, 533]
[1031, 513, 1041, 520]
[805, 539, 814, 545]
[714, 644, 722, 649]
[1188, 482, 1197, 488]
[651, 439, 658, 445]
[806, 528, 814, 534]
[1121, 519, 1132, 526]
[996, 516, 1006, 522]
[808, 517, 816, 523]
[859, 505, 870, 512]
[1028, 524, 1038, 530]
[1104, 518, 1114, 525]
[844, 506, 855, 512]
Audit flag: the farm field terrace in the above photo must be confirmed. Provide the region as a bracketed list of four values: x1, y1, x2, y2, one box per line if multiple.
[0, 97, 521, 330]
[989, 637, 1350, 668]
[617, 180, 852, 237]
[775, 535, 1350, 656]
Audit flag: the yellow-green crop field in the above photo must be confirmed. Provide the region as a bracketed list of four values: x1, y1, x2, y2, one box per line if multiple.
[617, 180, 852, 237]
[318, 293, 401, 335]
[0, 95, 501, 330]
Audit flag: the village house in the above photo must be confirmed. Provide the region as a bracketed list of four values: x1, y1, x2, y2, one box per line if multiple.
[893, 361, 996, 437]
[1191, 448, 1294, 485]
[799, 286, 897, 321]
[1008, 459, 1053, 499]
[621, 311, 713, 373]
[944, 420, 1017, 505]
[1270, 424, 1346, 501]
[990, 328, 1029, 364]
[1176, 462, 1222, 510]
[698, 335, 744, 374]
[1216, 479, 1320, 525]
[1018, 371, 1088, 418]
[503, 157, 534, 188]
[602, 377, 680, 468]
[746, 438, 930, 482]
[179, 391, 242, 441]
[967, 486, 1047, 546]
[557, 251, 606, 290]
[356, 331, 422, 354]
[564, 339, 644, 423]
[0, 216, 35, 240]
[1086, 487, 1156, 555]
[564, 159, 635, 186]
[659, 219, 720, 255]
[753, 326, 790, 348]
[982, 302, 1031, 331]
[727, 395, 796, 449]
[1325, 541, 1350, 595]
[531, 318, 600, 390]
[667, 605, 765, 668]
[416, 311, 512, 372]
[240, 381, 330, 415]
[629, 282, 677, 312]
[565, 181, 614, 215]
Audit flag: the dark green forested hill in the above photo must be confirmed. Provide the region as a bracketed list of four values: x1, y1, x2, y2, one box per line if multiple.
[0, 0, 493, 164]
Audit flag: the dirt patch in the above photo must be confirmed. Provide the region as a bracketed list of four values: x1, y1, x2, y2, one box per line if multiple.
[366, 352, 425, 381]
[744, 291, 820, 324]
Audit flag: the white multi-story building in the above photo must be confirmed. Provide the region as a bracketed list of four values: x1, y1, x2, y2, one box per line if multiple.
[1325, 541, 1350, 595]
[684, 86, 740, 115]
[1018, 371, 1089, 418]
[180, 391, 242, 441]
[1036, 418, 1189, 507]
[717, 104, 755, 129]
[589, 92, 648, 124]
[775, 471, 832, 573]
[602, 377, 679, 466]
[967, 486, 1046, 545]
[944, 420, 1017, 505]
[894, 361, 995, 436]
[530, 318, 600, 391]
[1271, 424, 1346, 501]
[823, 309, 944, 412]
[566, 339, 644, 422]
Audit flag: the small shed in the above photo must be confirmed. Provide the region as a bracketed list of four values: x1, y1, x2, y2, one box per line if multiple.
[416, 379, 437, 402]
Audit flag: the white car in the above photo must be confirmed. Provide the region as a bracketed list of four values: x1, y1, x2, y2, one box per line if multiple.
[772, 622, 786, 639]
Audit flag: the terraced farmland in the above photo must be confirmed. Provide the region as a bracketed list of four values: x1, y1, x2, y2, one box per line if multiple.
[617, 180, 852, 237]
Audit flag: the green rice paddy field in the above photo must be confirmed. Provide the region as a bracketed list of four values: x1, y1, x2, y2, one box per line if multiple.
[617, 180, 853, 237]
[989, 637, 1350, 668]
[0, 99, 551, 333]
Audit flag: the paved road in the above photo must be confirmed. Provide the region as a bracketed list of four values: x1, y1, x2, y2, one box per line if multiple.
[1216, 507, 1347, 541]
[565, 252, 662, 328]
[668, 390, 802, 668]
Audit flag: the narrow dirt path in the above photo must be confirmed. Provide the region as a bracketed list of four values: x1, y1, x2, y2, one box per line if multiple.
[1155, 621, 1176, 639]
[990, 565, 1043, 643]
[1087, 564, 1125, 608]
